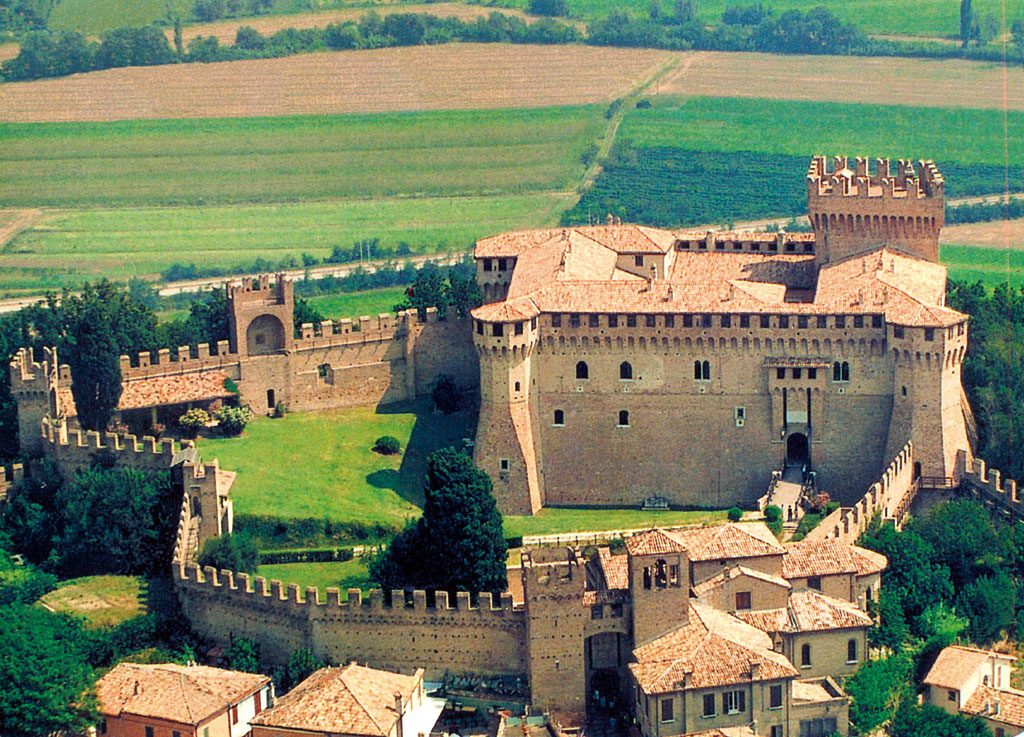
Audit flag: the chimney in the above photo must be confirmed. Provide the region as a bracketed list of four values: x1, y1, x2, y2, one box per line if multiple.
[394, 692, 404, 737]
[666, 285, 675, 302]
[606, 213, 614, 225]
[750, 662, 760, 680]
[683, 669, 693, 688]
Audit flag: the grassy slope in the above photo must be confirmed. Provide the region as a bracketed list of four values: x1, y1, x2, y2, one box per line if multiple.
[1, 192, 573, 295]
[38, 575, 145, 627]
[0, 106, 604, 208]
[256, 557, 373, 591]
[619, 96, 1024, 167]
[941, 245, 1024, 289]
[306, 287, 409, 322]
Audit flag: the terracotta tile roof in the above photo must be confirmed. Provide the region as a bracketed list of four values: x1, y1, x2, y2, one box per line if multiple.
[737, 591, 871, 634]
[782, 539, 859, 579]
[792, 680, 840, 703]
[631, 604, 797, 693]
[694, 565, 791, 597]
[667, 727, 757, 737]
[472, 298, 539, 322]
[850, 545, 888, 577]
[250, 664, 419, 736]
[627, 529, 686, 556]
[963, 684, 1024, 727]
[598, 547, 629, 590]
[924, 646, 1010, 691]
[669, 523, 784, 563]
[97, 663, 269, 726]
[118, 371, 233, 410]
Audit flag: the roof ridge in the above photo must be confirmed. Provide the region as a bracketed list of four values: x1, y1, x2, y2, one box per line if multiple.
[341, 666, 397, 736]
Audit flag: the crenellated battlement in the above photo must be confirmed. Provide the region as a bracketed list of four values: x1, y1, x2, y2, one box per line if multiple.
[41, 417, 181, 473]
[958, 453, 1024, 520]
[9, 346, 59, 394]
[808, 156, 944, 200]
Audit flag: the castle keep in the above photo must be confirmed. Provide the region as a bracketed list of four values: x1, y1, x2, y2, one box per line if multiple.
[471, 156, 972, 514]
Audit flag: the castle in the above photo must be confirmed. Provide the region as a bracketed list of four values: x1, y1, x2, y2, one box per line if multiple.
[471, 156, 971, 514]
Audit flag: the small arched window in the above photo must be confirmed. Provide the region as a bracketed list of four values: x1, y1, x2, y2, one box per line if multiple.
[554, 409, 564, 426]
[701, 360, 710, 380]
[655, 559, 668, 589]
[833, 361, 841, 381]
[514, 381, 521, 392]
[643, 566, 652, 590]
[801, 644, 812, 667]
[841, 361, 850, 381]
[620, 361, 633, 380]
[618, 410, 630, 427]
[576, 361, 589, 380]
[847, 638, 857, 663]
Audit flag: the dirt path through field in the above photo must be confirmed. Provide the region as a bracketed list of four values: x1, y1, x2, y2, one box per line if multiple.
[659, 51, 1024, 111]
[0, 209, 42, 248]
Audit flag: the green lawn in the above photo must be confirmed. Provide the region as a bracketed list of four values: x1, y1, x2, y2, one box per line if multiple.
[306, 287, 409, 322]
[503, 508, 728, 537]
[256, 557, 374, 592]
[199, 401, 476, 528]
[48, 0, 168, 33]
[619, 97, 1024, 168]
[941, 244, 1024, 289]
[0, 106, 604, 208]
[0, 192, 574, 295]
[38, 575, 145, 628]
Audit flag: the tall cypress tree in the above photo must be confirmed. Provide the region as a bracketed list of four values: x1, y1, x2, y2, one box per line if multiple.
[66, 303, 122, 432]
[961, 0, 974, 47]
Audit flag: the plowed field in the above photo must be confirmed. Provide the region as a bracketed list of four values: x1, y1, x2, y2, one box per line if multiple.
[658, 51, 1024, 111]
[0, 44, 674, 123]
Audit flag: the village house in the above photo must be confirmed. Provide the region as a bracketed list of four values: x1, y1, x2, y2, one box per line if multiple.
[924, 645, 1024, 737]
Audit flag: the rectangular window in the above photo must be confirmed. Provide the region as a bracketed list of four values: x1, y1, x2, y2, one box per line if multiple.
[800, 717, 838, 737]
[893, 324, 904, 338]
[146, 728, 155, 737]
[551, 314, 561, 327]
[591, 605, 604, 620]
[817, 316, 827, 328]
[793, 368, 802, 379]
[611, 603, 623, 617]
[609, 314, 619, 328]
[702, 314, 712, 328]
[723, 690, 746, 714]
[483, 258, 493, 272]
[761, 315, 771, 328]
[771, 726, 783, 737]
[798, 315, 808, 329]
[661, 698, 674, 722]
[498, 258, 507, 270]
[646, 314, 656, 328]
[721, 314, 731, 328]
[492, 323, 503, 337]
[476, 321, 483, 335]
[777, 368, 786, 379]
[627, 315, 637, 328]
[770, 684, 783, 709]
[589, 314, 599, 328]
[959, 322, 965, 335]
[808, 576, 821, 591]
[570, 314, 581, 328]
[515, 321, 524, 335]
[664, 314, 674, 327]
[99, 721, 108, 735]
[873, 315, 883, 328]
[703, 693, 716, 717]
[635, 254, 644, 267]
[948, 689, 958, 702]
[779, 315, 789, 328]
[854, 315, 864, 328]
[835, 315, 846, 329]
[740, 314, 750, 328]
[669, 565, 679, 586]
[924, 327, 935, 341]
[735, 591, 752, 610]
[808, 368, 817, 379]
[683, 314, 694, 328]
[173, 732, 181, 737]
[500, 458, 509, 471]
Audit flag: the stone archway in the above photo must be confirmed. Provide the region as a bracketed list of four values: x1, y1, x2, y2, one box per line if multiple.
[246, 314, 286, 355]
[786, 432, 809, 467]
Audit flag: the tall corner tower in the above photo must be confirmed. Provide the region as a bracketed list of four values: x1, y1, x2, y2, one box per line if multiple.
[9, 346, 60, 456]
[808, 155, 944, 265]
[626, 529, 690, 647]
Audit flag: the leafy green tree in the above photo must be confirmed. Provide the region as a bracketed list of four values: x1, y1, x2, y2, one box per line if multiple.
[1, 459, 62, 565]
[53, 467, 177, 577]
[235, 25, 266, 50]
[448, 267, 482, 318]
[961, 0, 975, 47]
[529, 0, 568, 16]
[196, 532, 260, 574]
[226, 637, 260, 672]
[370, 449, 507, 595]
[870, 588, 909, 651]
[915, 500, 1007, 588]
[293, 298, 325, 337]
[958, 571, 1015, 644]
[382, 13, 426, 44]
[0, 605, 97, 737]
[96, 25, 176, 69]
[398, 266, 448, 320]
[278, 647, 324, 692]
[432, 374, 459, 415]
[890, 702, 991, 737]
[846, 653, 915, 734]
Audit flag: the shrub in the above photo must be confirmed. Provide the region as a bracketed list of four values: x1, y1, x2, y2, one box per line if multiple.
[431, 374, 458, 415]
[272, 402, 288, 419]
[727, 507, 743, 522]
[373, 435, 401, 455]
[196, 533, 260, 574]
[177, 408, 210, 438]
[216, 406, 253, 436]
[764, 504, 782, 523]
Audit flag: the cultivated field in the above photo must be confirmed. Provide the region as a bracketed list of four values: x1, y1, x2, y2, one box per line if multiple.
[941, 244, 1024, 289]
[1, 105, 602, 207]
[0, 193, 573, 294]
[943, 219, 1024, 250]
[656, 52, 1024, 112]
[307, 287, 409, 322]
[0, 44, 675, 123]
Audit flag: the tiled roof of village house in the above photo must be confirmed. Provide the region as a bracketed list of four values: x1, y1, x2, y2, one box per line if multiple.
[630, 604, 797, 693]
[249, 663, 419, 736]
[924, 646, 1011, 691]
[963, 684, 1024, 727]
[627, 528, 687, 556]
[792, 680, 842, 703]
[850, 545, 888, 577]
[693, 565, 791, 598]
[668, 728, 758, 737]
[471, 221, 965, 329]
[668, 523, 784, 563]
[118, 371, 234, 410]
[782, 539, 859, 579]
[736, 591, 871, 634]
[598, 547, 629, 590]
[96, 663, 269, 725]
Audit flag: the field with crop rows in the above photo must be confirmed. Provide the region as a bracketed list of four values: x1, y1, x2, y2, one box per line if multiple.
[941, 245, 1024, 289]
[0, 105, 603, 207]
[0, 193, 574, 295]
[0, 44, 673, 123]
[656, 52, 1024, 112]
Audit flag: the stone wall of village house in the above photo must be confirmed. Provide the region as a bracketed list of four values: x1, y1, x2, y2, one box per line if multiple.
[697, 571, 790, 614]
[782, 627, 868, 681]
[635, 677, 796, 737]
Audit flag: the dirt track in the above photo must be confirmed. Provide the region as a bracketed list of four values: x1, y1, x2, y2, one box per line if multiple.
[0, 44, 675, 123]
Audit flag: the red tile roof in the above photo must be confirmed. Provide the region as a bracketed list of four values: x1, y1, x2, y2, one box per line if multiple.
[627, 529, 686, 556]
[670, 523, 784, 562]
[963, 684, 1024, 728]
[850, 545, 888, 577]
[737, 591, 871, 634]
[782, 539, 859, 579]
[598, 547, 629, 590]
[924, 646, 1011, 691]
[119, 371, 233, 410]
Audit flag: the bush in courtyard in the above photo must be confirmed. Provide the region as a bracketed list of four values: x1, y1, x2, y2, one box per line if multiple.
[373, 435, 401, 455]
[177, 408, 210, 438]
[196, 533, 259, 575]
[272, 402, 288, 419]
[727, 507, 743, 522]
[432, 374, 458, 415]
[764, 505, 782, 523]
[216, 405, 253, 436]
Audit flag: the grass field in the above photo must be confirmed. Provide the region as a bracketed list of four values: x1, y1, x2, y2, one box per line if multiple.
[256, 557, 373, 592]
[0, 44, 672, 123]
[306, 287, 409, 322]
[502, 508, 728, 537]
[620, 97, 1024, 168]
[657, 52, 1024, 112]
[38, 575, 144, 627]
[1, 105, 604, 207]
[941, 244, 1024, 289]
[48, 0, 167, 33]
[0, 193, 573, 294]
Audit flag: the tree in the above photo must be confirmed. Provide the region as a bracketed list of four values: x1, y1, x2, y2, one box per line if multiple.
[529, 0, 568, 16]
[382, 13, 426, 45]
[293, 298, 325, 337]
[370, 449, 507, 595]
[432, 374, 459, 415]
[961, 0, 975, 47]
[235, 25, 266, 50]
[846, 654, 914, 734]
[870, 588, 909, 651]
[399, 266, 447, 320]
[66, 300, 123, 432]
[196, 532, 260, 574]
[915, 500, 1006, 589]
[448, 266, 482, 318]
[278, 647, 324, 692]
[0, 605, 97, 737]
[226, 637, 260, 672]
[890, 702, 991, 737]
[958, 571, 1015, 644]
